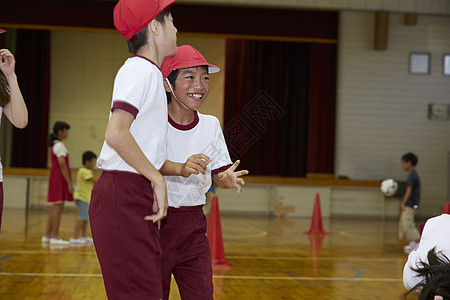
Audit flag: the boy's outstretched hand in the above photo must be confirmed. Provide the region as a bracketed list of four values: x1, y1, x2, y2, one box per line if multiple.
[214, 160, 249, 193]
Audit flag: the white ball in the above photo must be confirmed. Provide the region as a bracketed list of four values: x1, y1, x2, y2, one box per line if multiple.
[380, 179, 398, 196]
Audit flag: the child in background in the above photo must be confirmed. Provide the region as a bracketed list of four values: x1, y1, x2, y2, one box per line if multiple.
[70, 151, 97, 244]
[43, 121, 73, 245]
[400, 152, 421, 254]
[160, 45, 248, 300]
[0, 36, 28, 231]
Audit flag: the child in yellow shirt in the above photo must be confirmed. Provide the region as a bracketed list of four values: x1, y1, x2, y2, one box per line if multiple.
[71, 151, 97, 244]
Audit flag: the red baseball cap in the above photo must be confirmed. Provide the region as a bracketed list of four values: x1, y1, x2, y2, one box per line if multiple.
[0, 28, 6, 34]
[113, 0, 176, 41]
[161, 45, 220, 78]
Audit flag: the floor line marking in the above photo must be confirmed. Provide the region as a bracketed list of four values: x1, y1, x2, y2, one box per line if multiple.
[226, 255, 403, 262]
[0, 272, 402, 282]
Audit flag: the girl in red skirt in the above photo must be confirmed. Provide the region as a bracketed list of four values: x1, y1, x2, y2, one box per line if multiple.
[42, 121, 73, 245]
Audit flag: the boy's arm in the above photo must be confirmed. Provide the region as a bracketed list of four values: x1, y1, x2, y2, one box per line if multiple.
[86, 177, 97, 183]
[213, 160, 249, 194]
[1, 49, 28, 129]
[400, 185, 412, 211]
[159, 155, 210, 177]
[105, 109, 167, 223]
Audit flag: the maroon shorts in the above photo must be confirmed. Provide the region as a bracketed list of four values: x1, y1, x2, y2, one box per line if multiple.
[89, 170, 162, 300]
[160, 205, 213, 300]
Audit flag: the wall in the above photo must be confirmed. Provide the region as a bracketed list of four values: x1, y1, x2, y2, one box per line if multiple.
[49, 31, 226, 170]
[5, 176, 394, 219]
[335, 11, 450, 216]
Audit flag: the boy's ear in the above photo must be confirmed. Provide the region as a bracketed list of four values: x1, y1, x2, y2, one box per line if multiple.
[149, 20, 159, 36]
[163, 79, 172, 93]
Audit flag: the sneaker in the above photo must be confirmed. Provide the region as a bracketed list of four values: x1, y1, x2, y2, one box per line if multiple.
[41, 236, 51, 243]
[50, 238, 70, 245]
[80, 237, 93, 243]
[70, 238, 87, 244]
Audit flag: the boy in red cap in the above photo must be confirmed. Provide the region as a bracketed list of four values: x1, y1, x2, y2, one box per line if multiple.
[90, 2, 208, 299]
[160, 45, 248, 299]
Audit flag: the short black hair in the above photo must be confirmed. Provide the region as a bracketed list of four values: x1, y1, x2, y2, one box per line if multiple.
[82, 151, 97, 165]
[402, 152, 418, 166]
[127, 7, 171, 54]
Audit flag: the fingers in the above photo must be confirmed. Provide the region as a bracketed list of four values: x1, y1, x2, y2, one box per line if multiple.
[235, 170, 249, 177]
[237, 178, 245, 186]
[152, 198, 159, 213]
[235, 179, 246, 194]
[0, 49, 13, 61]
[227, 160, 240, 172]
[185, 154, 211, 175]
[193, 154, 211, 163]
[144, 209, 165, 223]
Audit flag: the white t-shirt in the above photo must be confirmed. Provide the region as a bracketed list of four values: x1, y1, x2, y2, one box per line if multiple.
[97, 56, 168, 173]
[403, 214, 450, 290]
[165, 111, 232, 208]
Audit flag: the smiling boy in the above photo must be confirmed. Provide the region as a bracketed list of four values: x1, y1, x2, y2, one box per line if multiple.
[160, 45, 248, 299]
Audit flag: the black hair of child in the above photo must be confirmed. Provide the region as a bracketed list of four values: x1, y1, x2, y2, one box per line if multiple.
[82, 151, 97, 165]
[402, 152, 418, 167]
[47, 121, 70, 146]
[406, 247, 450, 300]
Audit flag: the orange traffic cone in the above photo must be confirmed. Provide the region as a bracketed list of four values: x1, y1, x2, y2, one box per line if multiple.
[207, 195, 232, 269]
[444, 201, 450, 214]
[305, 193, 329, 235]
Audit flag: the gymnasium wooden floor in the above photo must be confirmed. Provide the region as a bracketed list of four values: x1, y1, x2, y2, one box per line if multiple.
[0, 206, 419, 299]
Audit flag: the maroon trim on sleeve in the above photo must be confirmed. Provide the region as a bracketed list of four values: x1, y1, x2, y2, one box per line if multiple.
[212, 164, 232, 175]
[111, 101, 139, 119]
[132, 55, 161, 71]
[168, 110, 199, 131]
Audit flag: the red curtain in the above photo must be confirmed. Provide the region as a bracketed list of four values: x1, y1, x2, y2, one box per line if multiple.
[224, 40, 337, 177]
[11, 30, 51, 168]
[223, 40, 310, 177]
[307, 44, 337, 174]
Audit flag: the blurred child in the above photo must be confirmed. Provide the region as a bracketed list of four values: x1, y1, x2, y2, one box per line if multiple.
[160, 45, 248, 300]
[70, 151, 97, 244]
[399, 152, 421, 254]
[0, 39, 28, 231]
[43, 121, 73, 245]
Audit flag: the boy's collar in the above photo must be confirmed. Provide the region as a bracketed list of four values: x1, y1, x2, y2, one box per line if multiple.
[168, 110, 199, 131]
